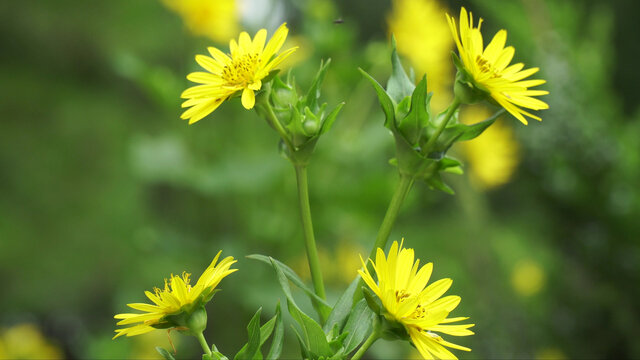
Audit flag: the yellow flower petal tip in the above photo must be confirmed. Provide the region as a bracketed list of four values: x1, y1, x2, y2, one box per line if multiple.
[447, 7, 549, 124]
[181, 23, 297, 124]
[359, 241, 474, 359]
[113, 252, 237, 339]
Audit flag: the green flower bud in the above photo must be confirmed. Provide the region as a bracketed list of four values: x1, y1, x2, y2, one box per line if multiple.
[186, 306, 208, 334]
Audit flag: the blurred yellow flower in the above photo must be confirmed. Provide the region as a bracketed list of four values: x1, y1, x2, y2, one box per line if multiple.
[0, 323, 63, 359]
[511, 259, 546, 297]
[447, 7, 549, 124]
[181, 23, 297, 124]
[162, 0, 238, 43]
[535, 347, 567, 360]
[113, 251, 237, 339]
[461, 107, 520, 190]
[359, 241, 474, 359]
[388, 0, 453, 111]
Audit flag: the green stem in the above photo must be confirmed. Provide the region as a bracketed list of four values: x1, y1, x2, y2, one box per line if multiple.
[294, 164, 328, 319]
[263, 101, 295, 152]
[368, 174, 414, 262]
[195, 331, 212, 357]
[422, 97, 461, 152]
[351, 331, 380, 360]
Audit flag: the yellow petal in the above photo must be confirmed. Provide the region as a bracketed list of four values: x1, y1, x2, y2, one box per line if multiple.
[241, 88, 255, 109]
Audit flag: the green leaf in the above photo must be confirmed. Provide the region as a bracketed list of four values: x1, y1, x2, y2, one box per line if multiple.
[362, 287, 382, 315]
[342, 299, 376, 354]
[324, 276, 360, 333]
[386, 35, 415, 104]
[319, 102, 344, 135]
[303, 59, 331, 112]
[247, 254, 331, 310]
[359, 68, 395, 129]
[266, 257, 332, 358]
[426, 173, 455, 195]
[234, 308, 262, 360]
[286, 299, 333, 358]
[397, 75, 429, 145]
[156, 347, 176, 360]
[266, 302, 284, 360]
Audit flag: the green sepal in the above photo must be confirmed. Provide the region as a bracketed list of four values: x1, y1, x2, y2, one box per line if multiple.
[359, 68, 395, 129]
[156, 347, 176, 360]
[425, 172, 455, 195]
[397, 75, 430, 146]
[270, 75, 298, 112]
[211, 344, 230, 360]
[303, 59, 331, 112]
[233, 308, 262, 360]
[262, 69, 281, 85]
[362, 287, 382, 315]
[451, 52, 489, 104]
[341, 299, 375, 354]
[424, 109, 501, 158]
[320, 102, 344, 135]
[386, 35, 416, 104]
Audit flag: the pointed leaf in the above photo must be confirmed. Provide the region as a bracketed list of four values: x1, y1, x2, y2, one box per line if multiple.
[426, 173, 455, 195]
[397, 75, 429, 145]
[247, 254, 331, 310]
[319, 102, 344, 134]
[286, 299, 333, 358]
[324, 276, 360, 333]
[266, 303, 284, 360]
[359, 68, 395, 129]
[156, 347, 176, 360]
[303, 59, 331, 112]
[234, 308, 262, 360]
[342, 299, 376, 354]
[386, 35, 415, 104]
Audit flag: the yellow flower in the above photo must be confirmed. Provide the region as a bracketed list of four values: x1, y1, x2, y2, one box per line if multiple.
[162, 0, 238, 43]
[359, 241, 474, 359]
[447, 7, 549, 124]
[113, 251, 237, 339]
[461, 107, 520, 190]
[0, 324, 63, 359]
[181, 23, 297, 124]
[388, 0, 454, 111]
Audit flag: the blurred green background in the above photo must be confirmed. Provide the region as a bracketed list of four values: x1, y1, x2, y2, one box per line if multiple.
[1, 0, 639, 358]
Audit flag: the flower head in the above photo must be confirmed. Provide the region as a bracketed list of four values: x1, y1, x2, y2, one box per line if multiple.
[447, 7, 549, 124]
[181, 23, 297, 124]
[359, 241, 474, 359]
[113, 251, 237, 339]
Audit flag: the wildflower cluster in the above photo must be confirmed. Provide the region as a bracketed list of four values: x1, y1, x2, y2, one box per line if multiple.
[115, 6, 547, 359]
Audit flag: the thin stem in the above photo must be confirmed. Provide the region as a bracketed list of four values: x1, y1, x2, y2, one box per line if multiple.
[351, 331, 380, 360]
[195, 331, 212, 358]
[263, 101, 295, 152]
[294, 164, 328, 320]
[368, 174, 414, 262]
[422, 98, 461, 152]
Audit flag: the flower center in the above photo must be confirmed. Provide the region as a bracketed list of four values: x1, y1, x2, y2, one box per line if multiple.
[222, 53, 260, 86]
[475, 55, 501, 79]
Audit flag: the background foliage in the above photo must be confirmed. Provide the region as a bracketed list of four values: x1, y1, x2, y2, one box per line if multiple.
[1, 0, 639, 358]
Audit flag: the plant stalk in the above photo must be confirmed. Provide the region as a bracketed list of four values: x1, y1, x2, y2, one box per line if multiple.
[368, 174, 414, 262]
[195, 331, 212, 358]
[294, 164, 328, 321]
[351, 331, 380, 360]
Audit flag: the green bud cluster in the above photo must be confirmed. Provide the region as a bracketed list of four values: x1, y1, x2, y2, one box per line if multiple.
[360, 37, 500, 194]
[257, 59, 344, 166]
